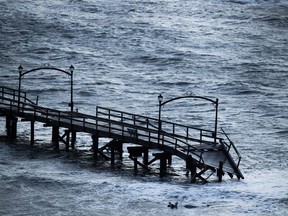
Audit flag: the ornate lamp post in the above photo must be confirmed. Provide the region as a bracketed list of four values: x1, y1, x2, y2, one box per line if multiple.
[158, 94, 163, 145]
[18, 65, 23, 113]
[69, 65, 74, 112]
[17, 64, 75, 113]
[157, 94, 219, 143]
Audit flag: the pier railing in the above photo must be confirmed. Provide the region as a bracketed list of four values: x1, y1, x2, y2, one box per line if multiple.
[96, 106, 205, 160]
[0, 94, 205, 161]
[0, 86, 243, 178]
[220, 128, 242, 169]
[0, 86, 36, 106]
[0, 86, 217, 150]
[96, 106, 216, 145]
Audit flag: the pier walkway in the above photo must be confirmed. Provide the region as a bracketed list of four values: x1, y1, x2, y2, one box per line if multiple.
[0, 86, 244, 182]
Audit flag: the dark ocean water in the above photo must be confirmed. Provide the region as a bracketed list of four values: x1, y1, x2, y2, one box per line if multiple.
[0, 0, 287, 215]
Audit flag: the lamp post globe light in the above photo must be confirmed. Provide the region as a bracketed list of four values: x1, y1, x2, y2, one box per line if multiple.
[18, 65, 23, 73]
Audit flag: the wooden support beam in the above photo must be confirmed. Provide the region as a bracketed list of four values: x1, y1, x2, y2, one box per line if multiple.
[127, 147, 151, 175]
[127, 147, 143, 175]
[71, 130, 76, 150]
[65, 130, 70, 152]
[56, 130, 70, 151]
[118, 141, 123, 160]
[148, 157, 158, 165]
[160, 157, 167, 178]
[195, 167, 210, 183]
[111, 141, 115, 166]
[92, 134, 99, 160]
[143, 147, 149, 165]
[5, 116, 9, 136]
[190, 164, 197, 183]
[133, 157, 138, 174]
[97, 150, 110, 160]
[20, 118, 32, 122]
[11, 118, 17, 138]
[129, 156, 150, 171]
[149, 152, 172, 167]
[186, 155, 207, 183]
[110, 139, 123, 162]
[217, 161, 224, 182]
[151, 152, 171, 178]
[52, 126, 59, 150]
[99, 139, 123, 161]
[127, 146, 146, 157]
[228, 172, 233, 179]
[30, 121, 35, 146]
[117, 140, 123, 159]
[6, 116, 18, 139]
[128, 155, 139, 174]
[6, 116, 10, 138]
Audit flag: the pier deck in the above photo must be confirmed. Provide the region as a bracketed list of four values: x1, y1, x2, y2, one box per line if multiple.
[0, 86, 244, 182]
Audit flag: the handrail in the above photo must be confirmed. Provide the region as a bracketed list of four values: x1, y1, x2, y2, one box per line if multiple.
[96, 106, 216, 144]
[0, 86, 36, 106]
[97, 106, 214, 133]
[220, 128, 242, 168]
[146, 118, 216, 147]
[95, 111, 204, 160]
[95, 106, 216, 161]
[0, 96, 204, 161]
[100, 106, 240, 172]
[0, 87, 221, 151]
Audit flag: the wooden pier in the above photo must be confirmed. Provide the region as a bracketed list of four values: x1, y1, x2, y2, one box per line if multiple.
[0, 86, 244, 183]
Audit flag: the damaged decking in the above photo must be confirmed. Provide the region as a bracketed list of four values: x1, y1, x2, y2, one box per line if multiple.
[0, 86, 244, 183]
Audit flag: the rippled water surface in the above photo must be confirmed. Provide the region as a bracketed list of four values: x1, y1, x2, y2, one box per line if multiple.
[0, 0, 287, 215]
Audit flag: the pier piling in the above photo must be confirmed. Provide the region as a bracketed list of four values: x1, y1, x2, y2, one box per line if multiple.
[92, 134, 99, 160]
[52, 126, 59, 150]
[217, 161, 224, 182]
[6, 116, 18, 139]
[65, 130, 70, 152]
[30, 121, 34, 146]
[71, 130, 76, 150]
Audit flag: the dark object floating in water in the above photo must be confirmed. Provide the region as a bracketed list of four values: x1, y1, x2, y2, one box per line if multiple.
[184, 204, 197, 209]
[184, 204, 210, 209]
[168, 201, 178, 209]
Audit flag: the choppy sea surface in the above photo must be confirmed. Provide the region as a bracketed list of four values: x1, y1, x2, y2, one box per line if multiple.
[0, 0, 287, 215]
